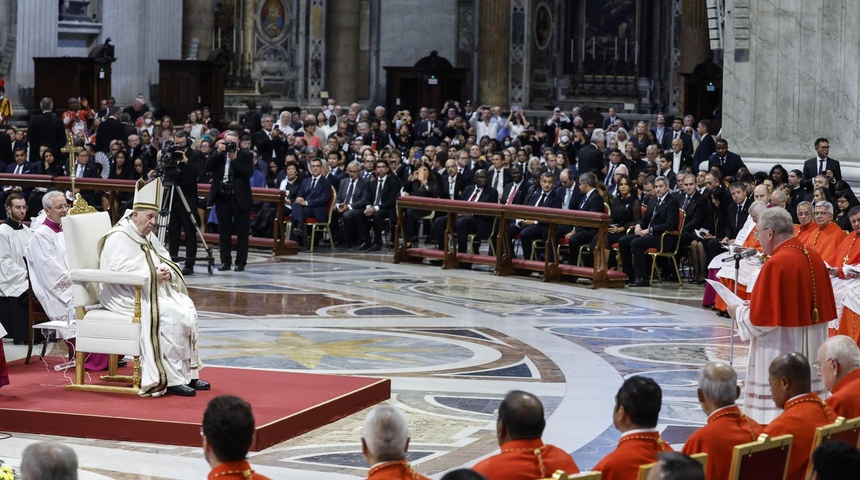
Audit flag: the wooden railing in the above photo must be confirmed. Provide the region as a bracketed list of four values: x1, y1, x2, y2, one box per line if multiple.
[0, 174, 297, 256]
[394, 196, 627, 288]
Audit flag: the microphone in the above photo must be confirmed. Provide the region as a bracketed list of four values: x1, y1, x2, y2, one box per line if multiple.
[722, 248, 759, 262]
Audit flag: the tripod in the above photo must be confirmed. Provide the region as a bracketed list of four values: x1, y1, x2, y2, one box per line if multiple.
[156, 180, 215, 274]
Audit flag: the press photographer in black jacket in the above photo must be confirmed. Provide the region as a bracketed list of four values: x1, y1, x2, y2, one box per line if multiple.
[163, 130, 204, 275]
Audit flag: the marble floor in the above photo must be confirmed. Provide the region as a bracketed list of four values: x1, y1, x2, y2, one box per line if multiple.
[0, 248, 746, 480]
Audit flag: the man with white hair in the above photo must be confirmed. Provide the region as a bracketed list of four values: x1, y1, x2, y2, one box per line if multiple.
[817, 335, 860, 418]
[20, 441, 78, 480]
[98, 178, 208, 397]
[806, 201, 846, 260]
[26, 191, 111, 370]
[361, 405, 430, 480]
[728, 208, 837, 423]
[682, 362, 763, 480]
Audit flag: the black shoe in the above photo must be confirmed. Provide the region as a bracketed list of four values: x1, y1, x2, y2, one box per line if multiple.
[217, 263, 231, 271]
[117, 358, 128, 368]
[628, 279, 650, 287]
[358, 242, 372, 251]
[13, 340, 26, 345]
[188, 379, 211, 390]
[661, 273, 679, 282]
[166, 384, 196, 396]
[182, 267, 194, 276]
[292, 227, 305, 241]
[234, 265, 245, 272]
[368, 243, 382, 252]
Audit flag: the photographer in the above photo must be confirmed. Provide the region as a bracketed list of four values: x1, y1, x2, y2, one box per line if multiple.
[205, 131, 253, 272]
[163, 130, 203, 275]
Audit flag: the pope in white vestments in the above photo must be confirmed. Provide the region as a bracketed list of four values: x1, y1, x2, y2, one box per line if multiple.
[97, 178, 208, 397]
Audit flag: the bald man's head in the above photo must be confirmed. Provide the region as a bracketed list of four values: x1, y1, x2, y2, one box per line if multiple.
[497, 390, 546, 443]
[768, 352, 812, 408]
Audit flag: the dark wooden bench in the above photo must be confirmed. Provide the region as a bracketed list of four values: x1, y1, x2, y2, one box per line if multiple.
[394, 196, 626, 288]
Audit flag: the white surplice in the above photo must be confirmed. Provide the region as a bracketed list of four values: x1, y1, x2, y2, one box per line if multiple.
[735, 304, 828, 424]
[0, 221, 32, 297]
[25, 223, 75, 323]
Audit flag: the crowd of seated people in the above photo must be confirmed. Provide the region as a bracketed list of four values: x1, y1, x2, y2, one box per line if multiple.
[1, 97, 857, 265]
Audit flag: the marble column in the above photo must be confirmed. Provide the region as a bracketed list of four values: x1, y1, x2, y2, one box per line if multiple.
[326, 0, 360, 102]
[183, 0, 215, 60]
[722, 0, 860, 168]
[477, 0, 510, 106]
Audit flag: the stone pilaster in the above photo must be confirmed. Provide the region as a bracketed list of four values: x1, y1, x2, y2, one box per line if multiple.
[723, 0, 860, 165]
[183, 0, 215, 60]
[101, 0, 182, 105]
[477, 0, 510, 106]
[325, 0, 359, 103]
[14, 0, 57, 101]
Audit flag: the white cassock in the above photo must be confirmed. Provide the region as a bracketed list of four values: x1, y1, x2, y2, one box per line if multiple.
[0, 221, 32, 297]
[97, 217, 202, 396]
[0, 221, 32, 339]
[25, 223, 76, 326]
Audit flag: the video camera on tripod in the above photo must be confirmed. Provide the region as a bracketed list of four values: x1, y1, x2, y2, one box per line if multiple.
[155, 140, 186, 183]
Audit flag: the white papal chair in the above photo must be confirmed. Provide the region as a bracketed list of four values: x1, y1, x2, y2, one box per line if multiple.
[63, 198, 148, 394]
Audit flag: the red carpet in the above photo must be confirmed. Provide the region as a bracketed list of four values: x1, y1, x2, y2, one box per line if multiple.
[0, 359, 390, 451]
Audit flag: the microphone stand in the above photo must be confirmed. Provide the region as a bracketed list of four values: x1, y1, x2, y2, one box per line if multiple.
[730, 250, 742, 366]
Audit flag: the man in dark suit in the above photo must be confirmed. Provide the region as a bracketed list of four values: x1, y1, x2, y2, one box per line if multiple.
[440, 159, 468, 201]
[619, 175, 681, 286]
[165, 131, 204, 275]
[704, 181, 752, 262]
[326, 150, 348, 186]
[67, 149, 101, 206]
[27, 97, 66, 164]
[651, 114, 672, 151]
[432, 169, 499, 255]
[351, 159, 400, 251]
[517, 172, 563, 260]
[706, 138, 746, 180]
[576, 129, 606, 177]
[95, 107, 126, 156]
[500, 165, 529, 206]
[205, 131, 254, 272]
[0, 129, 11, 169]
[801, 137, 842, 190]
[602, 107, 626, 130]
[674, 172, 708, 246]
[487, 152, 511, 197]
[692, 119, 716, 173]
[332, 160, 369, 247]
[668, 137, 695, 175]
[561, 172, 605, 262]
[290, 157, 333, 244]
[668, 118, 694, 156]
[253, 114, 287, 169]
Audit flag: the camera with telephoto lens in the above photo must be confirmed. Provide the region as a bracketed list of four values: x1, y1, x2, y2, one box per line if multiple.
[225, 140, 238, 153]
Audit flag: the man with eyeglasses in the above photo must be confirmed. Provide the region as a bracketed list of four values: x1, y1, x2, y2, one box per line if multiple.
[817, 335, 860, 419]
[26, 191, 112, 370]
[802, 138, 842, 190]
[805, 201, 846, 260]
[0, 193, 32, 346]
[794, 201, 816, 245]
[289, 158, 332, 248]
[727, 208, 836, 423]
[332, 160, 369, 248]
